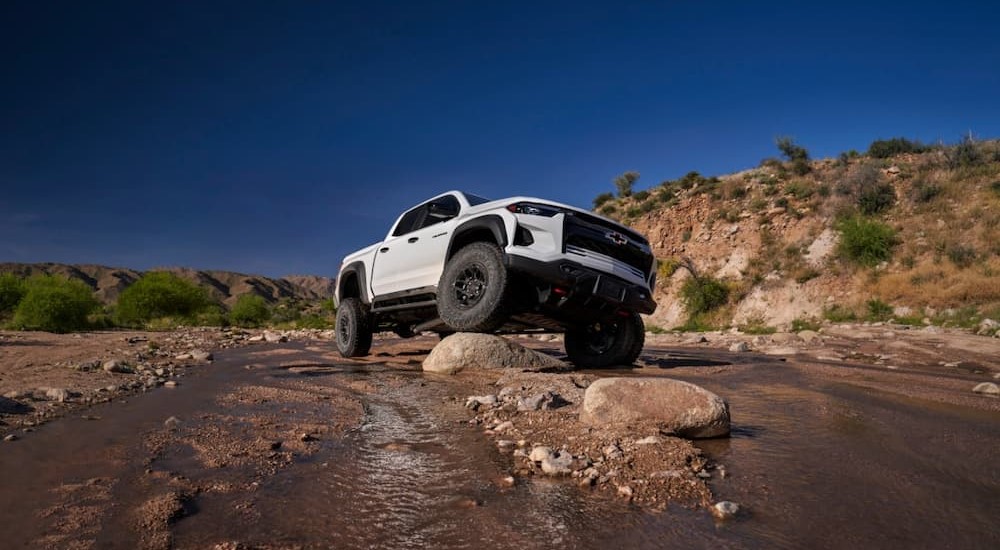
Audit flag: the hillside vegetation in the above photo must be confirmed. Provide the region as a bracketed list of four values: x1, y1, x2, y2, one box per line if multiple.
[0, 264, 336, 332]
[595, 136, 1000, 335]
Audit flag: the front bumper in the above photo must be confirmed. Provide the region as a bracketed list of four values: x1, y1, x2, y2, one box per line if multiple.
[505, 254, 657, 316]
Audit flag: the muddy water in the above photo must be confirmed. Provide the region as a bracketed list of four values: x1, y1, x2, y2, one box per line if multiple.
[647, 349, 1000, 549]
[2, 343, 998, 549]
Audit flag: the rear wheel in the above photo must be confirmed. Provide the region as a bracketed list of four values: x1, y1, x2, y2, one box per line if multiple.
[564, 312, 645, 368]
[336, 297, 373, 357]
[437, 242, 509, 332]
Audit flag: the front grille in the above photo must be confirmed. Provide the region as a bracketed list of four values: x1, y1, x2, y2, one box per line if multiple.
[563, 215, 653, 276]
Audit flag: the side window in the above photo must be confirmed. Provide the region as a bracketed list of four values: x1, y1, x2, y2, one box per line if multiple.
[391, 206, 425, 237]
[419, 195, 460, 229]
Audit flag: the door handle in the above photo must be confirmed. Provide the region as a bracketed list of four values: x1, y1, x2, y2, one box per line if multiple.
[407, 237, 419, 243]
[379, 247, 389, 253]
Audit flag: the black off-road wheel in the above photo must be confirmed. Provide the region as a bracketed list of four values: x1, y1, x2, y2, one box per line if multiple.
[437, 242, 509, 332]
[564, 312, 645, 368]
[336, 297, 373, 357]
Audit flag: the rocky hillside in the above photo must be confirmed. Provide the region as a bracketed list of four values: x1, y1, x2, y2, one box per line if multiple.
[0, 263, 336, 308]
[597, 138, 1000, 333]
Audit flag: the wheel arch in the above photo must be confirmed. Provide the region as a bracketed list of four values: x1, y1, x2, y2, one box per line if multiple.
[337, 262, 370, 305]
[446, 215, 508, 260]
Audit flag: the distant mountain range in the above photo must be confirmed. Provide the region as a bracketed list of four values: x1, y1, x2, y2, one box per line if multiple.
[0, 263, 336, 307]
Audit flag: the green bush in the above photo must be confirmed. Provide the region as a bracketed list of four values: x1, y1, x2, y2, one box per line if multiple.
[230, 294, 271, 327]
[913, 180, 942, 203]
[680, 275, 729, 315]
[12, 275, 99, 332]
[858, 181, 896, 215]
[0, 273, 26, 314]
[823, 304, 857, 322]
[785, 179, 815, 200]
[837, 215, 898, 266]
[115, 272, 213, 326]
[867, 138, 927, 158]
[946, 244, 977, 268]
[633, 190, 650, 202]
[776, 136, 811, 175]
[866, 299, 893, 321]
[791, 317, 822, 332]
[592, 192, 614, 209]
[614, 171, 639, 198]
[946, 136, 982, 169]
[990, 181, 1000, 197]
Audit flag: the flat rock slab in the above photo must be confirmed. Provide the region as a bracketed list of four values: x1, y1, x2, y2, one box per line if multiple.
[422, 333, 567, 375]
[580, 377, 730, 439]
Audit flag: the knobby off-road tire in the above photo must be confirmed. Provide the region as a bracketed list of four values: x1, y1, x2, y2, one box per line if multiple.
[437, 242, 509, 332]
[336, 297, 373, 357]
[564, 312, 645, 368]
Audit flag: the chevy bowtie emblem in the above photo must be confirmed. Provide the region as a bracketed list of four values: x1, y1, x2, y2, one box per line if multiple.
[606, 232, 628, 246]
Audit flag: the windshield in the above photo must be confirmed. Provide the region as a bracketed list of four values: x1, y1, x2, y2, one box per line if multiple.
[463, 193, 492, 206]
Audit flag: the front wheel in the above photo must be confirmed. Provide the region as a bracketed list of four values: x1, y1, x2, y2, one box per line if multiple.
[564, 312, 645, 368]
[436, 242, 509, 332]
[336, 297, 373, 357]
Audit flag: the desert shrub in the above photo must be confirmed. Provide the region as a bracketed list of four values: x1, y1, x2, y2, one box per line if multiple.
[776, 136, 811, 175]
[946, 244, 977, 268]
[646, 323, 666, 334]
[599, 204, 616, 216]
[115, 272, 213, 326]
[593, 192, 614, 208]
[868, 138, 927, 158]
[858, 181, 896, 215]
[913, 180, 942, 203]
[614, 171, 640, 198]
[230, 294, 271, 327]
[739, 317, 776, 334]
[866, 299, 893, 321]
[295, 314, 333, 329]
[680, 275, 729, 315]
[837, 215, 898, 266]
[991, 181, 1000, 197]
[0, 273, 26, 314]
[791, 317, 822, 332]
[633, 190, 650, 202]
[946, 136, 982, 169]
[775, 197, 789, 209]
[785, 179, 815, 200]
[12, 275, 99, 332]
[320, 298, 337, 313]
[657, 258, 680, 282]
[823, 304, 857, 322]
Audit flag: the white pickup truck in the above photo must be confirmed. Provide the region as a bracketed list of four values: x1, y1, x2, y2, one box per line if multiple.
[334, 191, 657, 368]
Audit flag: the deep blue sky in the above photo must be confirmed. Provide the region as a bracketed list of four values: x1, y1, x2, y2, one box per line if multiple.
[3, 1, 999, 277]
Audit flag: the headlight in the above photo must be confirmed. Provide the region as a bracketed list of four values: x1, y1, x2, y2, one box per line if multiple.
[506, 202, 566, 217]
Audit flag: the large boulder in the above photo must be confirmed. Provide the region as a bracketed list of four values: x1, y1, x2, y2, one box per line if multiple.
[422, 333, 566, 375]
[579, 377, 730, 438]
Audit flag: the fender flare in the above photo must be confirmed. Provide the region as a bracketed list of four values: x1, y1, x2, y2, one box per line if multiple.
[337, 261, 370, 305]
[446, 215, 509, 260]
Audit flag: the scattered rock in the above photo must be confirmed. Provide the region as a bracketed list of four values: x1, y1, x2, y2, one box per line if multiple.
[517, 391, 569, 411]
[174, 353, 193, 361]
[797, 330, 820, 343]
[300, 433, 317, 442]
[493, 420, 515, 434]
[972, 382, 999, 396]
[635, 436, 661, 445]
[190, 350, 213, 362]
[423, 333, 566, 375]
[728, 342, 750, 353]
[580, 377, 730, 438]
[3, 434, 18, 442]
[712, 501, 741, 519]
[465, 395, 498, 410]
[164, 416, 182, 429]
[263, 331, 287, 343]
[540, 451, 574, 475]
[103, 360, 131, 373]
[686, 335, 708, 344]
[529, 446, 554, 462]
[44, 387, 71, 402]
[163, 381, 178, 388]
